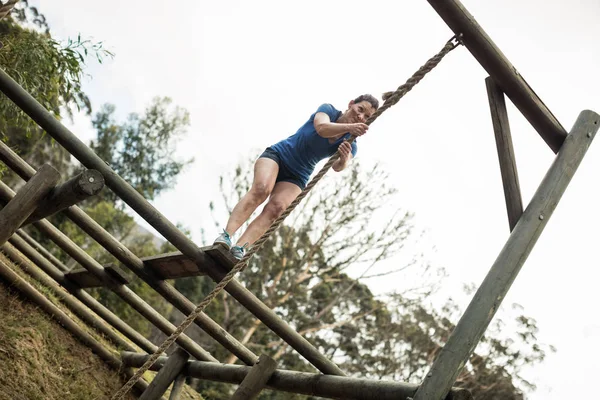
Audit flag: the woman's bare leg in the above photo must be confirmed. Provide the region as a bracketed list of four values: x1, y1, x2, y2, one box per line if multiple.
[224, 158, 279, 236]
[236, 181, 302, 246]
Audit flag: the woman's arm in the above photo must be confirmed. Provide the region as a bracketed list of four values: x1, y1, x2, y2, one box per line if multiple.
[313, 112, 368, 139]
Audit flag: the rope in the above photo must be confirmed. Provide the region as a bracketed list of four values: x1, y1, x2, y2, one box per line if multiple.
[111, 36, 460, 400]
[0, 0, 19, 20]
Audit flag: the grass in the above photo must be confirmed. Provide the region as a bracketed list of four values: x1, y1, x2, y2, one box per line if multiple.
[0, 252, 204, 400]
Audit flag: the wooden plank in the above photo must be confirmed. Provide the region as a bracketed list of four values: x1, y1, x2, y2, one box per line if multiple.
[205, 244, 237, 272]
[142, 251, 204, 279]
[413, 109, 600, 400]
[139, 348, 190, 400]
[230, 354, 278, 400]
[485, 77, 523, 231]
[65, 263, 130, 288]
[0, 164, 60, 245]
[426, 0, 567, 153]
[22, 169, 105, 225]
[142, 244, 234, 280]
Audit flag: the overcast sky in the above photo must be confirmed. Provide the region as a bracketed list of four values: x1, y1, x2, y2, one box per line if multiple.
[33, 0, 600, 398]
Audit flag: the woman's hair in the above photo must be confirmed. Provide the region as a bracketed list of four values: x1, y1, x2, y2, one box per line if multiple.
[353, 94, 379, 110]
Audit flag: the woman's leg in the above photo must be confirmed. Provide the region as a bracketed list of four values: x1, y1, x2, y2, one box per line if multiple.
[224, 158, 279, 236]
[235, 181, 302, 246]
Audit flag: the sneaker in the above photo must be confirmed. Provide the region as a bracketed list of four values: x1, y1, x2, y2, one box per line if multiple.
[213, 229, 232, 249]
[230, 243, 249, 260]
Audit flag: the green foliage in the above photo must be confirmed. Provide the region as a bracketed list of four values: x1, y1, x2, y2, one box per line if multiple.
[0, 2, 112, 185]
[90, 97, 194, 202]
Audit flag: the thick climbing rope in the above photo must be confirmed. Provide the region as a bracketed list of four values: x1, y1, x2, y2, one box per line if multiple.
[0, 0, 19, 20]
[111, 35, 461, 399]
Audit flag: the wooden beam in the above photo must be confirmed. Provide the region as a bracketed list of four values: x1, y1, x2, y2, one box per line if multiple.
[413, 109, 600, 400]
[0, 164, 60, 245]
[168, 375, 186, 400]
[22, 169, 104, 225]
[16, 230, 70, 272]
[142, 245, 234, 280]
[122, 352, 472, 400]
[0, 140, 258, 366]
[231, 354, 278, 400]
[1, 241, 136, 352]
[6, 232, 158, 354]
[65, 263, 130, 288]
[0, 66, 345, 376]
[426, 0, 567, 153]
[139, 348, 190, 400]
[0, 179, 217, 362]
[485, 77, 523, 231]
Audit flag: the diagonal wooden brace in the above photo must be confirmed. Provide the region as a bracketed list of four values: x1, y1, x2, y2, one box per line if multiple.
[230, 354, 278, 400]
[139, 348, 190, 400]
[486, 77, 523, 231]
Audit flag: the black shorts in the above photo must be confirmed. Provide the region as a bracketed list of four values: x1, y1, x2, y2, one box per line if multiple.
[259, 147, 306, 190]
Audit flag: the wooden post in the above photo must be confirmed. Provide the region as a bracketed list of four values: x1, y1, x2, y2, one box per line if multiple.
[230, 354, 278, 400]
[16, 230, 70, 272]
[0, 178, 216, 363]
[0, 140, 258, 366]
[168, 375, 186, 400]
[0, 67, 345, 375]
[413, 109, 600, 400]
[6, 232, 158, 354]
[22, 169, 104, 225]
[0, 164, 59, 245]
[485, 77, 523, 230]
[139, 348, 190, 400]
[121, 352, 472, 400]
[426, 0, 567, 153]
[1, 241, 136, 352]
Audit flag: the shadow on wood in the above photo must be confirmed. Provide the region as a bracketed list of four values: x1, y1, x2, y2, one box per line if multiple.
[65, 263, 130, 288]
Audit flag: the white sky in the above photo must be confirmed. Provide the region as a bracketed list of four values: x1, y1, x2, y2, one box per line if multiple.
[33, 0, 599, 398]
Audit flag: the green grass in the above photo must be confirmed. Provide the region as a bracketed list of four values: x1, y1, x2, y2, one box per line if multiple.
[0, 276, 136, 399]
[0, 251, 206, 400]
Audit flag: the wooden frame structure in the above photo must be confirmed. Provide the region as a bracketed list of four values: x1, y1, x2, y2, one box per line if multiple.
[0, 0, 597, 399]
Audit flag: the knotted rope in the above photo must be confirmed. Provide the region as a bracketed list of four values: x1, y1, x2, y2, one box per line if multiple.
[112, 36, 461, 399]
[0, 0, 19, 20]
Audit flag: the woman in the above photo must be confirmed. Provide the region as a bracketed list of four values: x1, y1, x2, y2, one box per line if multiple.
[215, 94, 379, 259]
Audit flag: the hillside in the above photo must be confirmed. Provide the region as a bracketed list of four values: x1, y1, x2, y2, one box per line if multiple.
[0, 254, 139, 400]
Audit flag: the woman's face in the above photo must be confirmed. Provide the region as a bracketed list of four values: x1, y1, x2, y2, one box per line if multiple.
[345, 100, 376, 123]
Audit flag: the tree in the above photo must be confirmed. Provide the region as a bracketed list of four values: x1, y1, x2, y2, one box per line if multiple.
[173, 154, 552, 399]
[0, 1, 111, 180]
[0, 1, 195, 337]
[90, 97, 194, 203]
